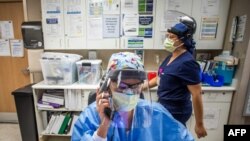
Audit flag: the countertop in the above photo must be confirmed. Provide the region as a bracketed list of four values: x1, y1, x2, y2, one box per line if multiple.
[150, 85, 236, 91]
[33, 79, 237, 91]
[150, 79, 237, 91]
[32, 81, 99, 90]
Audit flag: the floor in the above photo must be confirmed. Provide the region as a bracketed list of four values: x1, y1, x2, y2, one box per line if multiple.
[0, 123, 22, 141]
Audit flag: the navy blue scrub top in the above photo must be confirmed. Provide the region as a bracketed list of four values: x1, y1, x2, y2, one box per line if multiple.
[157, 51, 201, 123]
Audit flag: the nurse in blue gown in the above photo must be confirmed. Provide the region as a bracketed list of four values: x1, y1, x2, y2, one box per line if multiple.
[71, 52, 194, 141]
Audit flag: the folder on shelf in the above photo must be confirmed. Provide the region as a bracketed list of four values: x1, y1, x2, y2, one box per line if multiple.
[49, 115, 60, 134]
[45, 115, 56, 134]
[50, 114, 65, 134]
[64, 113, 73, 134]
[69, 115, 79, 135]
[58, 113, 71, 134]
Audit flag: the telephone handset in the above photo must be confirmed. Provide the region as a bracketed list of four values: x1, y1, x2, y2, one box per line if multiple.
[99, 75, 114, 120]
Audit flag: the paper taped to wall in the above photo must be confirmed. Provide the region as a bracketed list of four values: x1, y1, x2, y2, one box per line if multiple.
[28, 49, 44, 72]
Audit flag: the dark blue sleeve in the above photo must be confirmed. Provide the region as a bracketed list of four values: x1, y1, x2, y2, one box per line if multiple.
[178, 60, 201, 85]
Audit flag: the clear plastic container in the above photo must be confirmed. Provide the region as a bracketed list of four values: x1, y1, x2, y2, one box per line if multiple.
[214, 61, 235, 85]
[213, 51, 237, 85]
[76, 60, 102, 85]
[40, 52, 82, 85]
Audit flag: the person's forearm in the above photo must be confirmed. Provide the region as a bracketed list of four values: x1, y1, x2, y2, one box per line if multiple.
[148, 77, 158, 88]
[97, 118, 110, 138]
[192, 94, 204, 126]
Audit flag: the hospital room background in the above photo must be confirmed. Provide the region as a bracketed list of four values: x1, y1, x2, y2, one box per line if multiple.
[0, 0, 250, 141]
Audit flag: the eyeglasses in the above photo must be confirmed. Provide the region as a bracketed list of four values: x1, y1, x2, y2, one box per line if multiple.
[118, 82, 142, 90]
[111, 81, 143, 93]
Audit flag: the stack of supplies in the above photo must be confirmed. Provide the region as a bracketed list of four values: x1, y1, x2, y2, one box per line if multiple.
[40, 52, 82, 85]
[37, 89, 64, 109]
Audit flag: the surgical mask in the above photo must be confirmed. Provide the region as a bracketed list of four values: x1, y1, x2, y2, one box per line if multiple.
[164, 38, 183, 52]
[164, 38, 176, 52]
[112, 89, 139, 112]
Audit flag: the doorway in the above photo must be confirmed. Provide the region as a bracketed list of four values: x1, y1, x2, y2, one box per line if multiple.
[0, 1, 30, 122]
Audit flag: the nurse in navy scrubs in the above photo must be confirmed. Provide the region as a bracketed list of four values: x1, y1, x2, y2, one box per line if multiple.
[145, 16, 207, 139]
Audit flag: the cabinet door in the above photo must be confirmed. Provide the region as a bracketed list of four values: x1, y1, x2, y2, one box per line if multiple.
[154, 0, 193, 49]
[87, 38, 119, 49]
[86, 0, 120, 49]
[64, 0, 86, 49]
[192, 0, 230, 50]
[189, 92, 233, 141]
[120, 37, 154, 49]
[190, 102, 231, 141]
[120, 0, 156, 49]
[42, 0, 65, 50]
[0, 2, 30, 114]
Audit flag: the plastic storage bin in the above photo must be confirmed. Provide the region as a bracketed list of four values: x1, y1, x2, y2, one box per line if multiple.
[76, 60, 102, 84]
[12, 84, 38, 141]
[214, 61, 235, 85]
[40, 52, 82, 85]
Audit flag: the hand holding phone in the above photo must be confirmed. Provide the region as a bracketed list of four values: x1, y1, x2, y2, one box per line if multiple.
[96, 91, 112, 138]
[97, 77, 114, 121]
[96, 92, 113, 123]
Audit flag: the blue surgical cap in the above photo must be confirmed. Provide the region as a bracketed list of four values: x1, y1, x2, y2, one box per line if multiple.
[168, 23, 196, 54]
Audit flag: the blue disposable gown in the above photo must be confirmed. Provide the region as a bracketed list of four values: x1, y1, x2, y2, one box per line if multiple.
[71, 100, 194, 141]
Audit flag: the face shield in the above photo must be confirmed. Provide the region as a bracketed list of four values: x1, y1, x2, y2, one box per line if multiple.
[107, 69, 152, 129]
[165, 10, 196, 37]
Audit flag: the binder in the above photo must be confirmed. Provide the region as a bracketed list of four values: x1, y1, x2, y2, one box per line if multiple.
[58, 113, 71, 134]
[64, 113, 73, 134]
